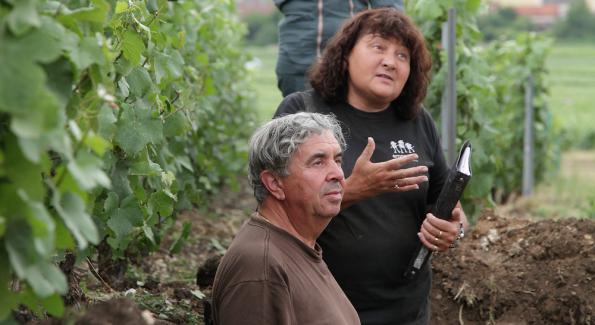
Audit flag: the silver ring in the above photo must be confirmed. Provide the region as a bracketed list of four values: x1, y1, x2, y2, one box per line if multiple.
[394, 183, 399, 189]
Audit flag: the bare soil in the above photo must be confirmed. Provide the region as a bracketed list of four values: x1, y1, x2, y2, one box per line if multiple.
[431, 208, 594, 325]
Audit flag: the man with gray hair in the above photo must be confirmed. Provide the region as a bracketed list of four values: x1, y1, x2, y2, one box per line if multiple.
[211, 112, 359, 325]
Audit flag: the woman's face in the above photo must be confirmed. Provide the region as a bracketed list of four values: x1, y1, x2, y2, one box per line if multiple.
[346, 34, 411, 112]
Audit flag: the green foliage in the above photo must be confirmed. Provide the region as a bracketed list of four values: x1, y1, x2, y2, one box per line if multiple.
[242, 11, 281, 46]
[0, 0, 255, 320]
[477, 7, 534, 42]
[406, 0, 560, 219]
[553, 0, 595, 41]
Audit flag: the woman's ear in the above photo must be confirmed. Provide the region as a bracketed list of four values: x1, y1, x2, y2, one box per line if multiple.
[260, 170, 285, 201]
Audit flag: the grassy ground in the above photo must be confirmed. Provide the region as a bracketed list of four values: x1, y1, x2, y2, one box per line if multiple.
[546, 42, 595, 149]
[525, 42, 595, 218]
[245, 46, 282, 122]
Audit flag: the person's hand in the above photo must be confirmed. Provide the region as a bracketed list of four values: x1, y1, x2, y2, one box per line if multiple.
[341, 137, 428, 208]
[418, 203, 468, 252]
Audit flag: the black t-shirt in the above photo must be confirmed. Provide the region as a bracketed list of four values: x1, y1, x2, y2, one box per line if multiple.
[274, 90, 449, 325]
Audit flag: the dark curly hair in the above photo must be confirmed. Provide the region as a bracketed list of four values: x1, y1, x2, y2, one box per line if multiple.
[309, 8, 431, 119]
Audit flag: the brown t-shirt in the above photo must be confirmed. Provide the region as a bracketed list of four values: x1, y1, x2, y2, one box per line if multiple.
[212, 214, 360, 325]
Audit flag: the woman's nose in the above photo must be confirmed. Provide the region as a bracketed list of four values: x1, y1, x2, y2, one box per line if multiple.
[381, 57, 396, 70]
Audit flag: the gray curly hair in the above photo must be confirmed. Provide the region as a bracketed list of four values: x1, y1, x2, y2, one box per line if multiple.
[249, 112, 346, 204]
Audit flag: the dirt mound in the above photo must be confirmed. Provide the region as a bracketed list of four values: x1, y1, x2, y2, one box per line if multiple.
[431, 209, 594, 324]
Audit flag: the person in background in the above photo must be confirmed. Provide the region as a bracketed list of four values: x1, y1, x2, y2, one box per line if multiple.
[211, 112, 359, 325]
[274, 0, 404, 97]
[274, 8, 468, 324]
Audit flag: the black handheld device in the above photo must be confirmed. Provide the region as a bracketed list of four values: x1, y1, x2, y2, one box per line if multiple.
[403, 140, 472, 279]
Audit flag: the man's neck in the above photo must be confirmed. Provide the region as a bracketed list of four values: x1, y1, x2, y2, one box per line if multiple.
[257, 201, 327, 249]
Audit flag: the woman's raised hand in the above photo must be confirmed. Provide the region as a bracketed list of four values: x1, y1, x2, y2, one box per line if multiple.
[341, 137, 429, 209]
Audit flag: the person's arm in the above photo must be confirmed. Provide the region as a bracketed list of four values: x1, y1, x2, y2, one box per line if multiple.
[215, 281, 293, 325]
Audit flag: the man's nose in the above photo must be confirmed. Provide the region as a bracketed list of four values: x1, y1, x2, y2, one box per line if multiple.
[327, 161, 345, 181]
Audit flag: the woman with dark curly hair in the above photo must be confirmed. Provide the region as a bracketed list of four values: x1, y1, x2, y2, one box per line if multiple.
[274, 8, 468, 325]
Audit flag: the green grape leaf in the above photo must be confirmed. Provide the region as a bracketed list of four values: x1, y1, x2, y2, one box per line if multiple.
[68, 36, 104, 71]
[24, 262, 68, 298]
[126, 67, 153, 98]
[98, 104, 118, 140]
[39, 293, 65, 317]
[6, 0, 41, 36]
[55, 192, 99, 250]
[0, 250, 19, 320]
[43, 57, 75, 110]
[63, 0, 109, 24]
[54, 219, 75, 250]
[84, 132, 112, 156]
[107, 212, 133, 241]
[122, 30, 145, 66]
[117, 77, 130, 98]
[146, 0, 159, 13]
[168, 221, 191, 254]
[0, 216, 5, 237]
[115, 103, 163, 155]
[67, 151, 111, 190]
[107, 195, 144, 242]
[414, 0, 443, 20]
[5, 135, 44, 200]
[18, 190, 55, 257]
[118, 196, 144, 227]
[164, 111, 190, 137]
[130, 159, 163, 176]
[129, 176, 147, 202]
[104, 192, 120, 214]
[142, 224, 155, 244]
[0, 53, 43, 115]
[10, 91, 62, 140]
[115, 1, 129, 14]
[149, 190, 174, 218]
[154, 50, 184, 84]
[5, 220, 37, 279]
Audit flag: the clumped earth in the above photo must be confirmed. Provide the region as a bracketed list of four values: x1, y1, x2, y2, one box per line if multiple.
[431, 209, 594, 324]
[23, 184, 594, 325]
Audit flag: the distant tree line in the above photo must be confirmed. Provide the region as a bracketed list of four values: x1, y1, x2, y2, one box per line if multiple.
[241, 0, 595, 46]
[479, 0, 595, 42]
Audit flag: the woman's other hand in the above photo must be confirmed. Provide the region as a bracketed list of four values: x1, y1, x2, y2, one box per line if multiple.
[418, 202, 468, 252]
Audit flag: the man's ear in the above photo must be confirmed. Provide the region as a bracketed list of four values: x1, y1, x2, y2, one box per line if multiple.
[260, 170, 285, 200]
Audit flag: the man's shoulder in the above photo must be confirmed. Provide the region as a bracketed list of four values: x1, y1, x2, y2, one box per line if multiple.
[216, 219, 290, 282]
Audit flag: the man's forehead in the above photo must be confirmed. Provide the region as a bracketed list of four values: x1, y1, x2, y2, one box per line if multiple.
[295, 131, 341, 155]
